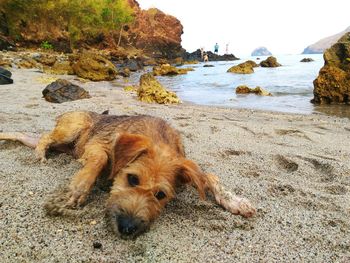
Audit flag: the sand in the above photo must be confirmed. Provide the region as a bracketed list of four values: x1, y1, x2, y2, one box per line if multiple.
[0, 68, 349, 263]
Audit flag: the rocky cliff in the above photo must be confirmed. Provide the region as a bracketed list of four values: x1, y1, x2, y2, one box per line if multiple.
[302, 26, 350, 54]
[124, 0, 184, 58]
[312, 32, 350, 104]
[0, 0, 184, 58]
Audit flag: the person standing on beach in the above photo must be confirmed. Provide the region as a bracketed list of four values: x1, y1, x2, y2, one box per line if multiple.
[203, 52, 209, 62]
[214, 43, 219, 54]
[200, 47, 204, 60]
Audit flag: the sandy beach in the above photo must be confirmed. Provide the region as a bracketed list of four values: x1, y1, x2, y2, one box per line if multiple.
[0, 68, 349, 262]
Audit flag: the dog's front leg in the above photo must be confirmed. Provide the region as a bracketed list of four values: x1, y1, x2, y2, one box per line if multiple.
[66, 145, 108, 208]
[206, 174, 256, 218]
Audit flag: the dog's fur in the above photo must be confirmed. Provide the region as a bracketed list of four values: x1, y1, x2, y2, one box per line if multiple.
[0, 111, 256, 238]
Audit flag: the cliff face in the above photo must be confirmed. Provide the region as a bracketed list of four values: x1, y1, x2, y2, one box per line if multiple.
[312, 32, 350, 104]
[0, 0, 184, 58]
[302, 26, 350, 54]
[125, 0, 184, 58]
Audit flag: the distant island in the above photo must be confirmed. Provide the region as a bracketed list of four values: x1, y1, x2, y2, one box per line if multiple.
[251, 47, 272, 56]
[302, 26, 350, 54]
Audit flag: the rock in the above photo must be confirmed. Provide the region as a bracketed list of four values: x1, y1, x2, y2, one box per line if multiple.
[42, 79, 91, 103]
[245, 60, 259, 68]
[260, 56, 281, 67]
[312, 32, 350, 104]
[236, 85, 272, 96]
[184, 49, 239, 62]
[137, 73, 180, 104]
[300, 58, 314, 62]
[302, 26, 350, 54]
[123, 59, 143, 72]
[0, 67, 13, 84]
[44, 61, 74, 75]
[92, 241, 102, 249]
[251, 47, 272, 56]
[71, 52, 117, 81]
[227, 62, 254, 74]
[0, 55, 12, 68]
[34, 54, 57, 66]
[118, 67, 131, 78]
[203, 65, 214, 67]
[16, 56, 38, 69]
[153, 64, 192, 76]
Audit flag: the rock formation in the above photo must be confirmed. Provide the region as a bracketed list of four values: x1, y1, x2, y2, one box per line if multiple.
[71, 52, 118, 81]
[300, 58, 314, 63]
[153, 64, 193, 76]
[137, 73, 180, 104]
[260, 56, 281, 67]
[302, 26, 350, 54]
[236, 85, 272, 96]
[184, 49, 239, 62]
[227, 62, 254, 74]
[312, 32, 350, 104]
[0, 67, 13, 84]
[42, 79, 91, 103]
[251, 47, 272, 56]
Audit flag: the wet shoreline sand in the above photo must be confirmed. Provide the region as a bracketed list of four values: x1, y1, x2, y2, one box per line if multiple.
[0, 69, 349, 262]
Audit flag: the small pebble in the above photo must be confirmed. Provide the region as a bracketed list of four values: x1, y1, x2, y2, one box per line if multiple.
[93, 241, 102, 249]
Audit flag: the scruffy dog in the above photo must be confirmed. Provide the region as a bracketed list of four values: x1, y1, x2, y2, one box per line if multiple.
[0, 111, 256, 239]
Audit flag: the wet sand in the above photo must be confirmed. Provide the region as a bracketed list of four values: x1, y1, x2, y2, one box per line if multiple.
[0, 69, 349, 262]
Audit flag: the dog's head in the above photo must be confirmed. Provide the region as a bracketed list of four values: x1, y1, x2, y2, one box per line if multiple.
[106, 133, 206, 239]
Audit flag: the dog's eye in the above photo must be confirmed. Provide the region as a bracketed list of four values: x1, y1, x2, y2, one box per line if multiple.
[127, 174, 139, 187]
[155, 191, 166, 200]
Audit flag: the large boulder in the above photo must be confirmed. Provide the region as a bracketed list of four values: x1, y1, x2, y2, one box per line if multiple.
[300, 58, 314, 62]
[312, 33, 350, 104]
[184, 49, 239, 62]
[137, 73, 180, 104]
[227, 62, 254, 74]
[0, 67, 13, 84]
[236, 85, 272, 96]
[260, 56, 281, 67]
[42, 79, 91, 103]
[153, 64, 193, 76]
[71, 52, 117, 81]
[44, 61, 74, 75]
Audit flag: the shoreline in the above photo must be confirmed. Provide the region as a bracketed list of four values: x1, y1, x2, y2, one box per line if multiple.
[0, 68, 350, 262]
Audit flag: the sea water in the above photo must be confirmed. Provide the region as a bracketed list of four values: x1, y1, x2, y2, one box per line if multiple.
[131, 54, 350, 118]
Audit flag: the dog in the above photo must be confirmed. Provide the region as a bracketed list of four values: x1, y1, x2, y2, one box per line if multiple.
[0, 111, 256, 239]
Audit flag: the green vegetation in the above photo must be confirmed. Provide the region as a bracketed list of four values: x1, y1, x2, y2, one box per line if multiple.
[40, 41, 53, 50]
[1, 0, 134, 48]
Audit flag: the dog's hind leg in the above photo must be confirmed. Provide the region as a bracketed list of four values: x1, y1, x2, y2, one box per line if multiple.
[35, 112, 93, 162]
[0, 132, 40, 148]
[205, 173, 256, 218]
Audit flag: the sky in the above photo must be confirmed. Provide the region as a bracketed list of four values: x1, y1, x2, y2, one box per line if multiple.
[137, 0, 350, 56]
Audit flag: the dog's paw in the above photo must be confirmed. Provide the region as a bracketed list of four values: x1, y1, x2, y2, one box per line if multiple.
[234, 198, 256, 218]
[65, 190, 88, 208]
[44, 191, 76, 216]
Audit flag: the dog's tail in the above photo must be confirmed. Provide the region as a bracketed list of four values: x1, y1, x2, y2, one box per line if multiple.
[0, 132, 40, 148]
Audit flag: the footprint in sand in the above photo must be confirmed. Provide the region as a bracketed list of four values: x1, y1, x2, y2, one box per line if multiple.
[301, 157, 335, 182]
[324, 184, 348, 195]
[275, 155, 299, 173]
[268, 184, 296, 197]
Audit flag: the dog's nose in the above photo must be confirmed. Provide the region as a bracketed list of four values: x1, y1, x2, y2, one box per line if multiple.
[117, 215, 139, 235]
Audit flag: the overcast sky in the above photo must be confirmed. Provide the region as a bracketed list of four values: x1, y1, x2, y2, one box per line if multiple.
[137, 0, 349, 56]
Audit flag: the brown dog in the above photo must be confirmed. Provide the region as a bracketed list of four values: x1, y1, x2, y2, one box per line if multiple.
[0, 111, 256, 239]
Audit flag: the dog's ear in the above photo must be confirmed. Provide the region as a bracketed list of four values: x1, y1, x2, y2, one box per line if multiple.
[177, 159, 207, 199]
[111, 133, 150, 176]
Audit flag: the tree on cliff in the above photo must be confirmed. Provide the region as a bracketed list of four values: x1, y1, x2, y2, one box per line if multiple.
[1, 0, 134, 48]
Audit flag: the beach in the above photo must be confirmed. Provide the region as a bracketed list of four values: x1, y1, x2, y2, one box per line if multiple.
[0, 68, 349, 262]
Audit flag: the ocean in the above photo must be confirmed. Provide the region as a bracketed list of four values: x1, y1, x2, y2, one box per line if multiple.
[131, 54, 350, 118]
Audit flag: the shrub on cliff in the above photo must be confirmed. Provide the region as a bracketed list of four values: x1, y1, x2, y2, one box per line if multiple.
[1, 0, 134, 48]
